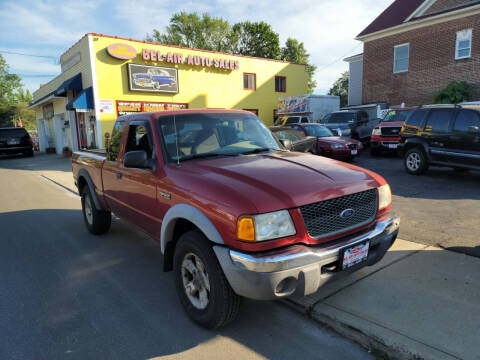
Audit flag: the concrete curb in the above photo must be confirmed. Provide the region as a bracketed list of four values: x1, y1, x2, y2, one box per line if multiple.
[281, 298, 421, 360]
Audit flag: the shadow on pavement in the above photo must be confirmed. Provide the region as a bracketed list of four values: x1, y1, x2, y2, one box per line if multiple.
[0, 209, 365, 360]
[354, 153, 480, 201]
[0, 152, 71, 172]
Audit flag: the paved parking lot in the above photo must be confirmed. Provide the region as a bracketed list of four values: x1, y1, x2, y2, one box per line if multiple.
[353, 151, 480, 257]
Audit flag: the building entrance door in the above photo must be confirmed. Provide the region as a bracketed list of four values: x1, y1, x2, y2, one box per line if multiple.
[76, 112, 88, 149]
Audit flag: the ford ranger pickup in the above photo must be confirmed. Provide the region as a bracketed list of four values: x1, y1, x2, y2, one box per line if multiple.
[72, 109, 399, 329]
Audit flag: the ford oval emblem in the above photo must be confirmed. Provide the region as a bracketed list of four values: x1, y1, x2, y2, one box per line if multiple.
[340, 208, 355, 219]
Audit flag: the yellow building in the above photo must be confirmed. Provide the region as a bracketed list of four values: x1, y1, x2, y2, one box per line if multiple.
[29, 33, 308, 152]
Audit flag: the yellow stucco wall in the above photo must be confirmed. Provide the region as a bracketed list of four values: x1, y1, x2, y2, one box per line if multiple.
[91, 34, 308, 136]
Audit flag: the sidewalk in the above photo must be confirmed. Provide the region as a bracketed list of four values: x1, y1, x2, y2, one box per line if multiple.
[21, 155, 480, 360]
[287, 239, 480, 360]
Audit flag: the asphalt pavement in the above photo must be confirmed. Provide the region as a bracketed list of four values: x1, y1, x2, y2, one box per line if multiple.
[0, 154, 373, 360]
[353, 151, 480, 257]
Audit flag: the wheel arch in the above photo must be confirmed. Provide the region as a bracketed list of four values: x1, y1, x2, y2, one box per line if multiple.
[77, 168, 104, 210]
[161, 204, 225, 272]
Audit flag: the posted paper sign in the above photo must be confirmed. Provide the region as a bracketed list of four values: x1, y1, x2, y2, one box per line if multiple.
[99, 99, 114, 114]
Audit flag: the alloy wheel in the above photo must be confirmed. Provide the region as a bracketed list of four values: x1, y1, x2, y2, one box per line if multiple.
[181, 252, 211, 310]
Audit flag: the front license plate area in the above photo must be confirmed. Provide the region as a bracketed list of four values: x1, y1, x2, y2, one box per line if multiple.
[351, 149, 358, 155]
[342, 241, 370, 270]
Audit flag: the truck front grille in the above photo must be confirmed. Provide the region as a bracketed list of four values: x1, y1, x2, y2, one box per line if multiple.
[381, 126, 401, 137]
[300, 189, 377, 238]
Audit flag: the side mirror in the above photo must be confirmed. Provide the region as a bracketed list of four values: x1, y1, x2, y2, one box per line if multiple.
[279, 139, 293, 150]
[124, 150, 151, 169]
[468, 125, 480, 133]
[331, 129, 340, 136]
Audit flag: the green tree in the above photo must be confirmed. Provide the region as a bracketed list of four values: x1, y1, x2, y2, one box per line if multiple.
[146, 12, 235, 52]
[281, 38, 317, 93]
[0, 54, 23, 127]
[328, 71, 349, 107]
[231, 21, 281, 59]
[434, 81, 475, 104]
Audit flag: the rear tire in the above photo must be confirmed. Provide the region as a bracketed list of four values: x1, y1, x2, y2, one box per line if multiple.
[174, 230, 241, 329]
[404, 147, 428, 175]
[81, 187, 111, 235]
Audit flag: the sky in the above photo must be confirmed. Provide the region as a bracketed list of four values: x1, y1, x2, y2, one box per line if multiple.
[0, 0, 393, 96]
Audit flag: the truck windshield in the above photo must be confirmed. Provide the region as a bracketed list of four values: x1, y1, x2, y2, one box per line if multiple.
[158, 112, 281, 162]
[383, 109, 414, 122]
[303, 125, 333, 137]
[324, 113, 356, 124]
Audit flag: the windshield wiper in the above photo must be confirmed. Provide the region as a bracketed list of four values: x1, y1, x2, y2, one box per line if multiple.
[180, 152, 239, 162]
[240, 148, 277, 155]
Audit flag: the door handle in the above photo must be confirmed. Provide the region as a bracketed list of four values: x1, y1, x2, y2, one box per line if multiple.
[116, 172, 122, 180]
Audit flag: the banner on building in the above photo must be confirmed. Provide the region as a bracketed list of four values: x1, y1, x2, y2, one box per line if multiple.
[128, 63, 179, 93]
[277, 95, 309, 114]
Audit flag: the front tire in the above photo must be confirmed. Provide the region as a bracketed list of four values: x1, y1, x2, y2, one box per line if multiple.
[404, 147, 428, 175]
[174, 230, 241, 329]
[81, 187, 111, 234]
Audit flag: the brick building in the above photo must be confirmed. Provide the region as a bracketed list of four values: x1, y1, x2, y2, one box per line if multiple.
[346, 0, 480, 107]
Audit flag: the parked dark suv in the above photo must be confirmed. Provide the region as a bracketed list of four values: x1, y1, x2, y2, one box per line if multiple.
[321, 110, 379, 143]
[0, 127, 34, 157]
[399, 105, 480, 174]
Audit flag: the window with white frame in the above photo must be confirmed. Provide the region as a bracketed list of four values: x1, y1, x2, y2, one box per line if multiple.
[456, 29, 472, 60]
[393, 43, 409, 73]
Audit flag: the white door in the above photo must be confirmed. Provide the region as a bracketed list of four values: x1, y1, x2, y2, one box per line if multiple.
[53, 115, 65, 154]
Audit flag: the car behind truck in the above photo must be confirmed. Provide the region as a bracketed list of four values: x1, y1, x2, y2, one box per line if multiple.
[72, 109, 399, 329]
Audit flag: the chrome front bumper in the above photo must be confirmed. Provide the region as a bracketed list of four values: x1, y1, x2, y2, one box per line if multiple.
[214, 216, 400, 300]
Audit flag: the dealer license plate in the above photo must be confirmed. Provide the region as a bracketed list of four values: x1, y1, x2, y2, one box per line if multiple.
[388, 143, 398, 149]
[342, 241, 369, 269]
[351, 149, 358, 155]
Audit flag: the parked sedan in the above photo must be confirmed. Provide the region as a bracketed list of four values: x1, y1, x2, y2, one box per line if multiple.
[286, 123, 363, 160]
[269, 126, 316, 153]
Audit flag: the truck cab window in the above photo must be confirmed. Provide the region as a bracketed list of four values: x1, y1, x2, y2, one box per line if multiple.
[107, 120, 126, 161]
[126, 124, 154, 159]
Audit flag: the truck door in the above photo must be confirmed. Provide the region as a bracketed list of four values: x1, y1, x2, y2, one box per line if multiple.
[119, 121, 160, 237]
[447, 109, 480, 167]
[422, 108, 454, 163]
[102, 119, 130, 219]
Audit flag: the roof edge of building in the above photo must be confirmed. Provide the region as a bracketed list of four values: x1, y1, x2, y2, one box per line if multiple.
[356, 3, 480, 41]
[59, 33, 307, 67]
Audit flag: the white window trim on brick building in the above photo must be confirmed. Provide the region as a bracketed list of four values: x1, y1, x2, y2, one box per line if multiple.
[393, 43, 410, 73]
[455, 29, 472, 60]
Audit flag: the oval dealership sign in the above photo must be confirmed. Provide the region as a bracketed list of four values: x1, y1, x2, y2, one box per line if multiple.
[106, 43, 137, 60]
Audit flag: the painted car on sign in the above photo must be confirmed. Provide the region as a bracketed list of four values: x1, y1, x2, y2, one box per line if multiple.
[133, 69, 176, 89]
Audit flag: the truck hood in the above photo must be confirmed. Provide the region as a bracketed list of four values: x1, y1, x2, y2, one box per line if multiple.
[171, 151, 382, 214]
[379, 121, 404, 127]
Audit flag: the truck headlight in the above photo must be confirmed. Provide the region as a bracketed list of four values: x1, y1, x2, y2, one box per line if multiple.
[372, 127, 381, 136]
[331, 143, 345, 149]
[378, 184, 392, 211]
[237, 210, 296, 242]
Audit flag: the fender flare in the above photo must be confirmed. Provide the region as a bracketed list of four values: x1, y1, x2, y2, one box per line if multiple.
[77, 168, 104, 210]
[160, 203, 224, 254]
[404, 138, 431, 161]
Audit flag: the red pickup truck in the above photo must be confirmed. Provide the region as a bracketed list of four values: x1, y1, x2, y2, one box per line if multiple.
[72, 109, 399, 329]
